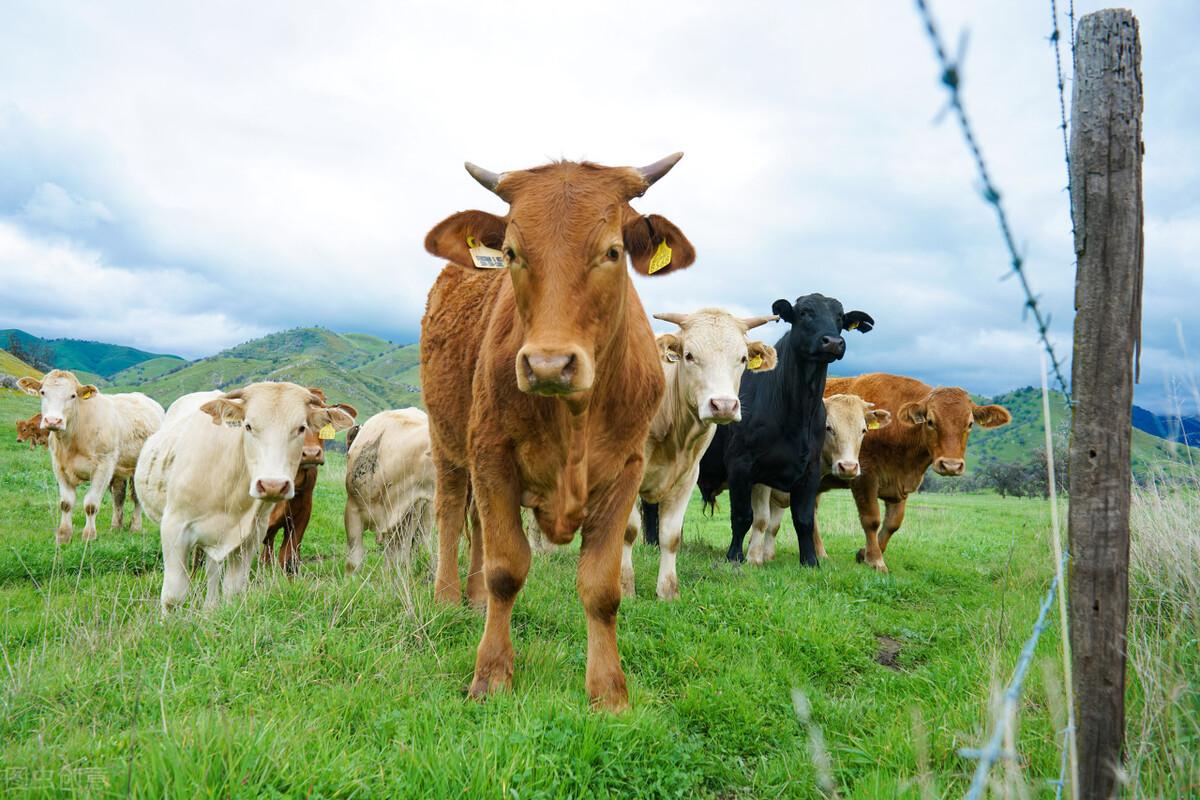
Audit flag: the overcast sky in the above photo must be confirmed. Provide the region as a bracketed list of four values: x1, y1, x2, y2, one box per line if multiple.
[1, 1, 1196, 413]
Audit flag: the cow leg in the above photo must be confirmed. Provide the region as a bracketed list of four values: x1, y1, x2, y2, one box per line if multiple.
[344, 500, 366, 574]
[82, 458, 117, 541]
[578, 456, 642, 710]
[261, 523, 278, 568]
[204, 553, 222, 610]
[851, 479, 887, 572]
[655, 477, 692, 601]
[746, 484, 772, 566]
[159, 513, 190, 613]
[469, 460, 529, 699]
[55, 479, 76, 545]
[812, 493, 826, 560]
[621, 506, 639, 598]
[641, 501, 660, 546]
[465, 502, 487, 609]
[433, 459, 470, 604]
[878, 498, 907, 553]
[280, 502, 310, 576]
[109, 476, 127, 530]
[129, 479, 143, 533]
[221, 538, 257, 601]
[725, 471, 753, 562]
[789, 469, 822, 567]
[765, 497, 787, 562]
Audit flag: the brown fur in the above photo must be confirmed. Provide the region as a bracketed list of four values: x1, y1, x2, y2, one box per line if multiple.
[15, 414, 49, 448]
[818, 373, 1011, 572]
[420, 157, 694, 710]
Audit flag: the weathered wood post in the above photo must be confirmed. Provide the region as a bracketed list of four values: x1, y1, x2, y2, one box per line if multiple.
[1067, 9, 1143, 799]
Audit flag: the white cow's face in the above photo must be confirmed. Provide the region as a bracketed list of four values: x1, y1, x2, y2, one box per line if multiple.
[200, 383, 355, 502]
[823, 394, 892, 479]
[655, 309, 777, 424]
[17, 371, 97, 433]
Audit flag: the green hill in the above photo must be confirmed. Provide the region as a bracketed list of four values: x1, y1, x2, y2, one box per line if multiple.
[109, 328, 422, 417]
[0, 328, 185, 378]
[0, 348, 42, 379]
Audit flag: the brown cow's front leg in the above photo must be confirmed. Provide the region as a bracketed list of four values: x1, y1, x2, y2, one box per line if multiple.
[812, 494, 828, 560]
[577, 455, 642, 711]
[878, 498, 907, 554]
[433, 458, 470, 604]
[851, 478, 887, 572]
[469, 455, 529, 698]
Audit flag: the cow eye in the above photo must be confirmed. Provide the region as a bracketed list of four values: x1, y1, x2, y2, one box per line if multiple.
[298, 424, 307, 434]
[71, 394, 76, 399]
[684, 352, 695, 363]
[606, 246, 621, 261]
[504, 247, 517, 262]
[825, 425, 834, 434]
[926, 419, 934, 427]
[245, 423, 252, 432]
[861, 428, 868, 434]
[741, 355, 748, 364]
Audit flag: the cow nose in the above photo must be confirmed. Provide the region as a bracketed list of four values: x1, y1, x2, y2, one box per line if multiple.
[707, 397, 740, 422]
[42, 417, 63, 430]
[254, 478, 293, 500]
[519, 348, 579, 393]
[301, 445, 324, 463]
[820, 336, 846, 357]
[835, 459, 859, 478]
[935, 458, 965, 476]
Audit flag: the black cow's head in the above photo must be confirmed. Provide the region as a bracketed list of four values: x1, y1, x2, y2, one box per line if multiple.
[771, 294, 873, 362]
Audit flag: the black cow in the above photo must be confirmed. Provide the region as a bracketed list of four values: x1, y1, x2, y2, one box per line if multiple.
[699, 294, 873, 565]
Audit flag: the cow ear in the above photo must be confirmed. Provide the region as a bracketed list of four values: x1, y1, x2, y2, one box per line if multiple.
[656, 333, 683, 363]
[623, 214, 695, 276]
[424, 210, 507, 268]
[897, 401, 926, 425]
[746, 342, 777, 372]
[17, 377, 41, 396]
[844, 311, 874, 333]
[867, 408, 892, 430]
[771, 299, 795, 324]
[973, 404, 1012, 428]
[78, 385, 99, 400]
[200, 397, 246, 426]
[309, 404, 356, 433]
[334, 402, 358, 419]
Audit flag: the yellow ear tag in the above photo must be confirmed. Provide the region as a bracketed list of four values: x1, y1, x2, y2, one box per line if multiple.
[747, 355, 764, 370]
[867, 419, 880, 430]
[318, 423, 336, 440]
[647, 240, 672, 274]
[466, 235, 506, 269]
[80, 389, 94, 399]
[847, 321, 859, 330]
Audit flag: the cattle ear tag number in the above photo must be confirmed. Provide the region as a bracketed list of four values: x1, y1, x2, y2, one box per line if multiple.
[867, 418, 881, 430]
[747, 354, 764, 370]
[466, 235, 506, 269]
[647, 240, 672, 274]
[319, 423, 336, 440]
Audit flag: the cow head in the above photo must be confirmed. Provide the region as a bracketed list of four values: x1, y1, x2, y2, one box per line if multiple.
[17, 371, 98, 433]
[298, 387, 358, 467]
[771, 294, 873, 363]
[15, 417, 33, 443]
[425, 154, 696, 397]
[200, 382, 356, 501]
[653, 308, 777, 423]
[897, 387, 1011, 476]
[823, 394, 892, 479]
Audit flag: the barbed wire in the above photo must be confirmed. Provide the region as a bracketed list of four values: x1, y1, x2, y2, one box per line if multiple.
[959, 549, 1071, 799]
[913, 0, 1073, 403]
[1049, 0, 1075, 246]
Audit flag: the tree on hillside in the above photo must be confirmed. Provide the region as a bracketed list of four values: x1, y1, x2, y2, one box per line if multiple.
[6, 334, 54, 371]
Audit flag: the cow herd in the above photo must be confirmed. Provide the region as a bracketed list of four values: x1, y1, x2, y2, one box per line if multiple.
[11, 154, 1011, 710]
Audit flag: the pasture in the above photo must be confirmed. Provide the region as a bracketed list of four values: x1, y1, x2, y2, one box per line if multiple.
[0, 389, 1190, 797]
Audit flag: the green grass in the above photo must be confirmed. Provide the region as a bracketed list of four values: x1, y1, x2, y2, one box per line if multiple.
[0, 388, 1184, 797]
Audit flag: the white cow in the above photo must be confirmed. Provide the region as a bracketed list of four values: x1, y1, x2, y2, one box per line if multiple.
[18, 370, 164, 543]
[621, 308, 778, 600]
[136, 382, 355, 612]
[746, 393, 892, 565]
[344, 408, 438, 574]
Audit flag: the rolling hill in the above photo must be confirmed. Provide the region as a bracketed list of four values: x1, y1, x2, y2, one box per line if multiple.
[0, 328, 185, 378]
[0, 348, 42, 380]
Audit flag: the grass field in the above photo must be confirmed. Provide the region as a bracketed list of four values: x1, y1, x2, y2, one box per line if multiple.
[0, 389, 1193, 798]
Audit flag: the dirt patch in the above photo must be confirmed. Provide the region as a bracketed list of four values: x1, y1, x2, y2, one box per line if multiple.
[875, 634, 902, 671]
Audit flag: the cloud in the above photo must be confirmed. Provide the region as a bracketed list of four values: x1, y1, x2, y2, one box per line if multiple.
[0, 0, 1194, 412]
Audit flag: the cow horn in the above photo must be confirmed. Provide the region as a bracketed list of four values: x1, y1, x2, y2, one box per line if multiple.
[653, 312, 689, 327]
[465, 162, 506, 196]
[636, 152, 684, 190]
[740, 315, 778, 330]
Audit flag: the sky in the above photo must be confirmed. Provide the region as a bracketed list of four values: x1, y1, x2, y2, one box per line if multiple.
[1, 1, 1196, 413]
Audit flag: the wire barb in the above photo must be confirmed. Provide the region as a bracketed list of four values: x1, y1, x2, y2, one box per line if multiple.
[913, 0, 1072, 402]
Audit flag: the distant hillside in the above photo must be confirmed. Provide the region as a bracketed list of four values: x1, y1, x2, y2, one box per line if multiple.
[0, 348, 42, 380]
[1, 328, 185, 378]
[108, 327, 421, 417]
[1132, 405, 1200, 448]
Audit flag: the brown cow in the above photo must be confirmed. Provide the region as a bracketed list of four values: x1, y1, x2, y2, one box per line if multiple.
[817, 373, 1012, 572]
[261, 389, 357, 573]
[421, 154, 694, 710]
[16, 414, 49, 448]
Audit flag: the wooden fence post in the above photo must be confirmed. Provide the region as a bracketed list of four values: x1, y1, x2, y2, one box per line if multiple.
[1067, 9, 1143, 800]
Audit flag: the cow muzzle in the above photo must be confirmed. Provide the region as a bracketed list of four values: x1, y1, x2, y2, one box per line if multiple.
[819, 336, 846, 359]
[516, 344, 591, 395]
[702, 396, 741, 423]
[933, 458, 965, 476]
[834, 459, 860, 479]
[41, 416, 64, 431]
[300, 445, 325, 466]
[252, 477, 295, 501]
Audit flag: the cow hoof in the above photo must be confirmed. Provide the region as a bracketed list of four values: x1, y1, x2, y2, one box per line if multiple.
[855, 548, 866, 563]
[747, 552, 764, 566]
[130, 522, 142, 533]
[55, 530, 72, 545]
[81, 528, 97, 542]
[620, 573, 636, 598]
[587, 673, 629, 713]
[871, 561, 889, 574]
[468, 671, 511, 699]
[656, 578, 679, 601]
[434, 584, 461, 606]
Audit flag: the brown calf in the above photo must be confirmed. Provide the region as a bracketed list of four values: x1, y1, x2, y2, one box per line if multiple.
[261, 389, 357, 573]
[818, 373, 1011, 572]
[15, 414, 49, 448]
[421, 154, 694, 709]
